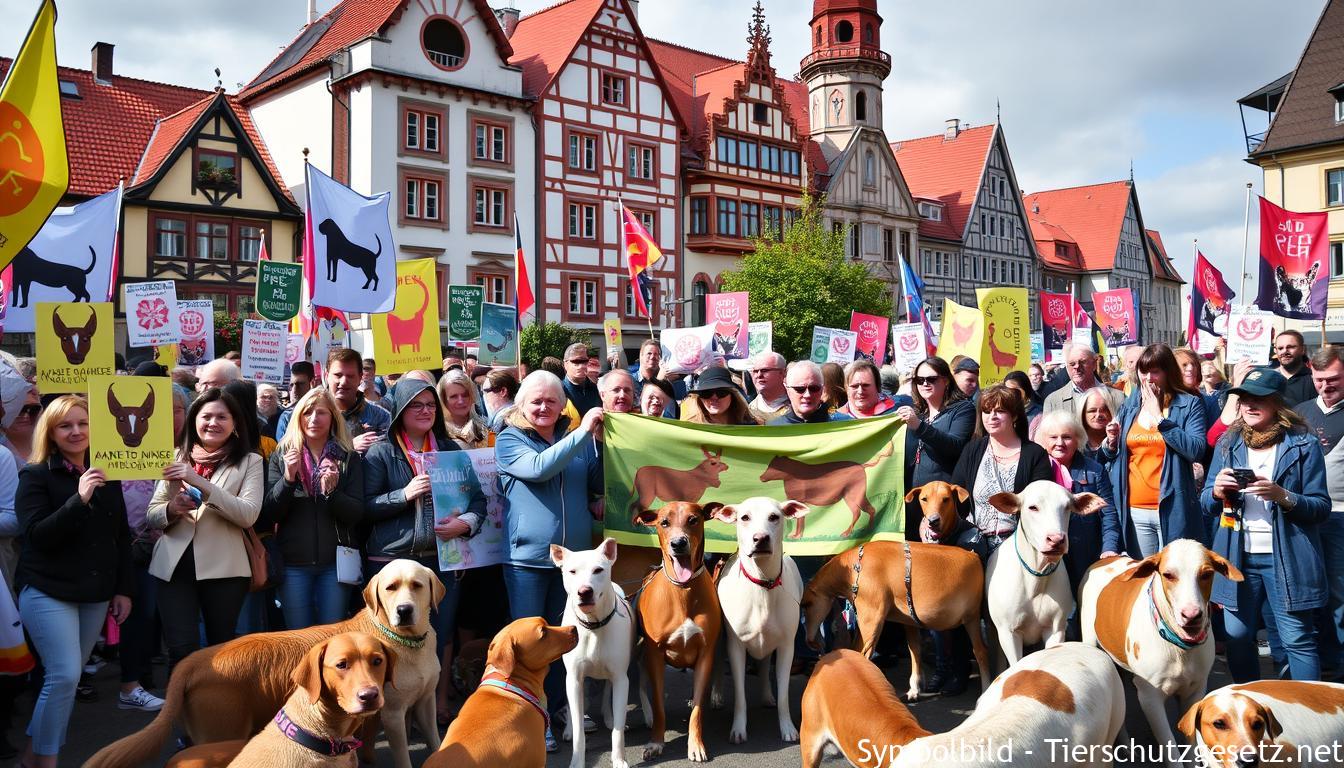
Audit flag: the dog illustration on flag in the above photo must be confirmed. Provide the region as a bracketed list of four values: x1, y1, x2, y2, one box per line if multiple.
[1273, 262, 1320, 315]
[12, 245, 97, 307]
[319, 219, 382, 290]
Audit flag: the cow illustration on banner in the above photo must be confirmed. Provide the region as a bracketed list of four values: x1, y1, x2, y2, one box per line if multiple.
[706, 292, 749, 359]
[937, 299, 984, 365]
[305, 164, 396, 314]
[371, 258, 440, 374]
[36, 302, 115, 393]
[1091, 288, 1139, 348]
[89, 376, 175, 481]
[1255, 196, 1329, 320]
[977, 287, 1029, 386]
[849, 311, 890, 365]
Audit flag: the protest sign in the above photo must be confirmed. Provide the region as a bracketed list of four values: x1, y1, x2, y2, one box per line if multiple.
[890, 322, 927, 374]
[242, 319, 287, 383]
[36, 302, 115, 392]
[937, 299, 984, 364]
[479, 303, 518, 366]
[124, 280, 179, 348]
[176, 300, 215, 367]
[1092, 288, 1139, 348]
[447, 285, 485, 342]
[977, 287, 1029, 386]
[307, 164, 396, 313]
[88, 376, 175, 481]
[371, 259, 440, 374]
[603, 318, 623, 358]
[706, 292, 749, 359]
[850, 311, 890, 365]
[425, 449, 506, 571]
[1226, 307, 1274, 364]
[660, 325, 715, 374]
[255, 261, 302, 322]
[1030, 332, 1045, 364]
[747, 321, 772, 358]
[1256, 196, 1329, 320]
[809, 326, 857, 364]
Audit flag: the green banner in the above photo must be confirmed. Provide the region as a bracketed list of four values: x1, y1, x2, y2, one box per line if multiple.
[603, 413, 906, 555]
[255, 261, 302, 322]
[447, 284, 485, 342]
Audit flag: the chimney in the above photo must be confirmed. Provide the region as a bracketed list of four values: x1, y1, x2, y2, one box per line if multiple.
[308, 0, 318, 24]
[91, 42, 114, 83]
[944, 118, 960, 140]
[495, 6, 521, 38]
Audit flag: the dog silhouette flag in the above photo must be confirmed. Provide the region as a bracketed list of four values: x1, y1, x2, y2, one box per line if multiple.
[89, 376, 175, 481]
[1255, 196, 1329, 320]
[0, 187, 118, 333]
[35, 302, 115, 393]
[371, 258, 441, 374]
[305, 164, 396, 314]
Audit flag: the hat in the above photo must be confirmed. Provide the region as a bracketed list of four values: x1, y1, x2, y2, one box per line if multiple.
[1228, 367, 1287, 399]
[0, 359, 33, 430]
[133, 360, 169, 377]
[953, 357, 980, 374]
[690, 366, 737, 394]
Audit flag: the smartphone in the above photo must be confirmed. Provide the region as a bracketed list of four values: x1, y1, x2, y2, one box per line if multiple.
[1230, 468, 1258, 488]
[184, 485, 203, 504]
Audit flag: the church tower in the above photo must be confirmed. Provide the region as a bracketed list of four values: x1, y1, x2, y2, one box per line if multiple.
[800, 0, 890, 159]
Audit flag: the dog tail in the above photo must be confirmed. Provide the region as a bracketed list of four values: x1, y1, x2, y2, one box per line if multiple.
[81, 654, 191, 768]
[84, 245, 97, 274]
[374, 233, 382, 259]
[861, 440, 895, 468]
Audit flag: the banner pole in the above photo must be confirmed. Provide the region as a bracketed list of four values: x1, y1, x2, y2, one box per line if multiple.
[1239, 182, 1252, 302]
[1190, 238, 1198, 349]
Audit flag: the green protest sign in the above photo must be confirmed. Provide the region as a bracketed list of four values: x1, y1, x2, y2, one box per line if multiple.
[447, 285, 485, 342]
[603, 413, 906, 555]
[255, 261, 302, 322]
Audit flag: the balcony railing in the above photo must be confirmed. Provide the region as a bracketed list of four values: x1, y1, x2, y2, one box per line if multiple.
[800, 46, 891, 71]
[427, 50, 463, 68]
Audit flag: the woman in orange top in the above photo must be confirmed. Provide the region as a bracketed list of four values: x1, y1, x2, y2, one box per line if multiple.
[1099, 343, 1209, 558]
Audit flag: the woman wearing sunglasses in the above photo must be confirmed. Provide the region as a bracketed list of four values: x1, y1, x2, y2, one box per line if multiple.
[896, 357, 974, 537]
[680, 367, 759, 425]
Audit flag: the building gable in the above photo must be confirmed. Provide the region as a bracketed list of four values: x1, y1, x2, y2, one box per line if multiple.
[1250, 0, 1344, 157]
[373, 0, 523, 95]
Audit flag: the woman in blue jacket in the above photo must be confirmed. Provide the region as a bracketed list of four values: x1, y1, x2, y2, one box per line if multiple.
[1202, 367, 1331, 682]
[1100, 343, 1209, 557]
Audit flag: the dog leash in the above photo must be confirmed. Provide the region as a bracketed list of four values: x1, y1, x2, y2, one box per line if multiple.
[273, 708, 363, 756]
[902, 541, 924, 628]
[850, 544, 865, 598]
[738, 559, 782, 590]
[479, 672, 550, 730]
[1147, 576, 1207, 650]
[370, 619, 429, 649]
[1012, 527, 1061, 578]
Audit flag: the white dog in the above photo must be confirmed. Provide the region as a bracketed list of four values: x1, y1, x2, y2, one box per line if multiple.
[552, 538, 635, 768]
[712, 497, 808, 743]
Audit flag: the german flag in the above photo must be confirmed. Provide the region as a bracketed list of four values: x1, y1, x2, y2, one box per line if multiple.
[513, 214, 534, 320]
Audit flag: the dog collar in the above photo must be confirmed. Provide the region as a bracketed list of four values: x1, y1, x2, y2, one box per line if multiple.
[479, 673, 549, 730]
[662, 563, 706, 587]
[738, 559, 782, 590]
[273, 709, 363, 756]
[1147, 576, 1207, 650]
[1013, 528, 1061, 578]
[371, 619, 428, 649]
[576, 601, 622, 630]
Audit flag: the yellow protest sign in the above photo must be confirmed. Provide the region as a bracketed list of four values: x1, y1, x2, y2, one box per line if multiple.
[154, 343, 177, 371]
[35, 302, 115, 392]
[976, 287, 1030, 387]
[88, 376, 175, 481]
[371, 258, 440, 374]
[936, 299, 984, 367]
[603, 317, 622, 357]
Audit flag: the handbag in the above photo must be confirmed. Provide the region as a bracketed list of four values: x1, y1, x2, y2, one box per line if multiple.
[242, 526, 285, 592]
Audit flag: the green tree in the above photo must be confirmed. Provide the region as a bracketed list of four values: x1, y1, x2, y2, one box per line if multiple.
[721, 193, 892, 361]
[520, 321, 592, 369]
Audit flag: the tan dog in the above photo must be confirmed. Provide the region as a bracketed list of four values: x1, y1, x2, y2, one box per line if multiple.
[1178, 681, 1344, 768]
[424, 618, 578, 768]
[633, 501, 723, 762]
[84, 560, 444, 768]
[799, 649, 932, 768]
[165, 632, 395, 768]
[906, 480, 970, 543]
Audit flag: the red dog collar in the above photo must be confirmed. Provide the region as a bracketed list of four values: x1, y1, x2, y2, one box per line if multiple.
[739, 559, 782, 590]
[480, 672, 549, 730]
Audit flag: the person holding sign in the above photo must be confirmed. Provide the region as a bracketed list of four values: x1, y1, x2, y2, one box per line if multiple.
[262, 388, 365, 629]
[146, 389, 264, 674]
[14, 395, 133, 768]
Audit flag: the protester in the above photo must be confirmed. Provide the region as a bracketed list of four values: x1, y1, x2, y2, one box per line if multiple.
[288, 360, 315, 406]
[275, 349, 390, 453]
[1299, 345, 1344, 676]
[1205, 366, 1331, 682]
[1028, 363, 1046, 394]
[15, 395, 133, 768]
[768, 361, 853, 425]
[560, 343, 601, 414]
[1035, 410, 1118, 591]
[820, 362, 846, 410]
[482, 368, 520, 430]
[598, 369, 636, 414]
[1118, 345, 1143, 394]
[1273, 330, 1315, 408]
[747, 351, 790, 423]
[438, 369, 490, 449]
[879, 364, 902, 398]
[263, 388, 365, 629]
[170, 368, 198, 395]
[3, 384, 41, 466]
[194, 358, 240, 394]
[639, 378, 676, 418]
[1003, 370, 1043, 433]
[631, 339, 682, 404]
[1101, 343, 1209, 558]
[256, 384, 281, 441]
[897, 357, 973, 536]
[838, 360, 896, 418]
[495, 371, 603, 749]
[1203, 361, 1229, 401]
[1043, 344, 1104, 414]
[681, 367, 757, 425]
[1175, 346, 1220, 427]
[362, 358, 387, 397]
[463, 354, 478, 378]
[952, 357, 980, 399]
[1073, 385, 1126, 462]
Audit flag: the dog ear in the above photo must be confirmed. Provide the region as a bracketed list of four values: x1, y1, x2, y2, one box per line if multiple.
[700, 501, 725, 521]
[710, 504, 737, 524]
[987, 491, 1021, 517]
[52, 306, 69, 336]
[903, 484, 923, 503]
[429, 572, 447, 608]
[362, 570, 386, 624]
[373, 637, 398, 691]
[1175, 700, 1202, 740]
[1071, 492, 1106, 517]
[952, 484, 970, 504]
[108, 385, 122, 415]
[550, 544, 569, 568]
[487, 634, 517, 677]
[599, 537, 618, 563]
[294, 639, 329, 705]
[632, 508, 659, 528]
[780, 500, 809, 519]
[1206, 549, 1244, 583]
[1120, 552, 1162, 581]
[1261, 703, 1282, 740]
[141, 384, 154, 412]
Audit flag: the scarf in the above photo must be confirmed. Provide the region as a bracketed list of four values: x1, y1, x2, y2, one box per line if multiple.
[298, 441, 345, 497]
[444, 417, 486, 448]
[1239, 420, 1288, 450]
[189, 445, 231, 480]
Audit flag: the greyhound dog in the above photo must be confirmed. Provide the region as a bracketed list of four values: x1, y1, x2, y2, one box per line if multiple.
[319, 218, 382, 290]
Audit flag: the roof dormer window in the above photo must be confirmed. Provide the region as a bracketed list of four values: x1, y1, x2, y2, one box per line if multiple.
[918, 201, 942, 221]
[422, 17, 467, 71]
[1335, 94, 1344, 124]
[58, 80, 80, 99]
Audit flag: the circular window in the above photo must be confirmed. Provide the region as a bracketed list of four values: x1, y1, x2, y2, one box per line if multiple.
[422, 17, 467, 71]
[836, 20, 854, 43]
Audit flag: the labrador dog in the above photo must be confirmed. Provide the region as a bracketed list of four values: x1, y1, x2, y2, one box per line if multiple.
[84, 560, 444, 768]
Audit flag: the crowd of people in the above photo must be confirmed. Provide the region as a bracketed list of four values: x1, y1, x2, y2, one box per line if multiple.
[1, 327, 1342, 763]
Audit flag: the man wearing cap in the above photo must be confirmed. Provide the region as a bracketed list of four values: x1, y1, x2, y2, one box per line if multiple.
[1300, 345, 1344, 678]
[1044, 344, 1105, 414]
[768, 361, 853, 425]
[952, 357, 980, 401]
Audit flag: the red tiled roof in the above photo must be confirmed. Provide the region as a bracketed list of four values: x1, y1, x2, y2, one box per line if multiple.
[1031, 218, 1083, 272]
[1024, 181, 1134, 273]
[889, 124, 995, 242]
[1146, 229, 1184, 283]
[0, 57, 206, 197]
[242, 0, 514, 100]
[507, 0, 607, 98]
[1250, 0, 1344, 156]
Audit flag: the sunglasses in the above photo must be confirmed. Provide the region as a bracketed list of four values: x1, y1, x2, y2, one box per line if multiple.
[752, 367, 783, 375]
[565, 358, 587, 365]
[18, 404, 40, 419]
[787, 385, 822, 394]
[700, 389, 732, 399]
[913, 375, 941, 386]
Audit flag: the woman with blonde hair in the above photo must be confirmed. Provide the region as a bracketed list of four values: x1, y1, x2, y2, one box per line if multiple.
[680, 367, 759, 425]
[263, 387, 365, 629]
[438, 369, 489, 448]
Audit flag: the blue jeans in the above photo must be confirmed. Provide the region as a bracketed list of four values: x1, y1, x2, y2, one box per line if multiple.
[502, 564, 566, 716]
[280, 564, 349, 630]
[1317, 513, 1344, 671]
[1131, 507, 1163, 558]
[366, 556, 462, 659]
[18, 586, 107, 756]
[1223, 552, 1320, 682]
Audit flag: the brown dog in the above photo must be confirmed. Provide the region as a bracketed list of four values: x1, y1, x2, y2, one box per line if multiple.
[800, 649, 931, 768]
[164, 632, 394, 768]
[633, 501, 723, 762]
[424, 618, 578, 768]
[84, 560, 444, 768]
[760, 441, 893, 539]
[628, 446, 728, 514]
[905, 480, 969, 543]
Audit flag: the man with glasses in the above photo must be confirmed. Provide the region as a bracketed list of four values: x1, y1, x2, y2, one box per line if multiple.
[1044, 344, 1103, 414]
[767, 360, 853, 425]
[748, 351, 790, 423]
[561, 342, 601, 413]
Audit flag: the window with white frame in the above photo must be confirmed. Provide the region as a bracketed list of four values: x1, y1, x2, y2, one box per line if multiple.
[627, 144, 655, 180]
[475, 273, 508, 304]
[404, 176, 441, 222]
[568, 202, 597, 239]
[1329, 168, 1344, 207]
[474, 186, 507, 228]
[473, 120, 509, 164]
[404, 108, 441, 153]
[918, 201, 942, 221]
[568, 278, 598, 316]
[568, 132, 598, 172]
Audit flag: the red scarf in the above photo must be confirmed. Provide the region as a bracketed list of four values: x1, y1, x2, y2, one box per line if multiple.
[189, 445, 230, 480]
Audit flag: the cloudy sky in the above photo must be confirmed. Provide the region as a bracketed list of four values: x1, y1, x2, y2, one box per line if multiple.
[0, 0, 1326, 293]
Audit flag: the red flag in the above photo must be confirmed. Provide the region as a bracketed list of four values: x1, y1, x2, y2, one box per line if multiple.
[622, 204, 662, 318]
[513, 214, 534, 320]
[1256, 196, 1329, 319]
[1188, 251, 1233, 342]
[259, 235, 271, 262]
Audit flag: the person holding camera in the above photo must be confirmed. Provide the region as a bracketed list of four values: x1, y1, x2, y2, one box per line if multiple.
[1203, 367, 1331, 682]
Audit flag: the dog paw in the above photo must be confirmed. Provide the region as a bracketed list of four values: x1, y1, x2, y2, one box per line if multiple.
[642, 742, 664, 760]
[688, 742, 709, 762]
[779, 723, 799, 743]
[905, 689, 921, 702]
[729, 726, 747, 744]
[709, 690, 726, 709]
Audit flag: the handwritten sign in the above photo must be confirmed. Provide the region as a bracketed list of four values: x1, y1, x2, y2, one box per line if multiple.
[447, 284, 485, 342]
[890, 322, 927, 374]
[255, 261, 302, 322]
[242, 319, 288, 384]
[124, 281, 179, 348]
[176, 300, 215, 367]
[36, 302, 115, 393]
[1226, 307, 1274, 364]
[89, 376, 175, 481]
[426, 449, 505, 571]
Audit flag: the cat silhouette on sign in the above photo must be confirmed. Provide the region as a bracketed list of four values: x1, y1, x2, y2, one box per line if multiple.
[108, 383, 154, 448]
[387, 276, 429, 354]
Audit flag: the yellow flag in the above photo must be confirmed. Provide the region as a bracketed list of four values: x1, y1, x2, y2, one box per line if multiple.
[936, 299, 984, 366]
[88, 376, 175, 481]
[36, 302, 115, 392]
[371, 258, 440, 374]
[976, 287, 1030, 387]
[0, 0, 69, 269]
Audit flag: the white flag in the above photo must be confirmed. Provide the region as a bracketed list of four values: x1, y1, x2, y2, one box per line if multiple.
[306, 165, 396, 313]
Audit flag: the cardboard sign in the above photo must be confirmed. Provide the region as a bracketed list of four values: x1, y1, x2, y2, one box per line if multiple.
[977, 287, 1029, 387]
[603, 318, 623, 358]
[660, 325, 715, 374]
[35, 302, 115, 392]
[937, 299, 984, 365]
[1226, 307, 1274, 364]
[242, 319, 288, 384]
[1092, 288, 1139, 348]
[124, 280, 179, 348]
[255, 261, 302, 322]
[1030, 332, 1045, 364]
[88, 376, 175, 481]
[479, 303, 518, 366]
[849, 311, 890, 365]
[371, 259, 441, 374]
[447, 284, 485, 342]
[747, 321, 772, 358]
[706, 292, 749, 359]
[176, 300, 215, 367]
[154, 344, 176, 371]
[1039, 291, 1074, 354]
[810, 326, 857, 364]
[890, 322, 927, 374]
[426, 449, 506, 571]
